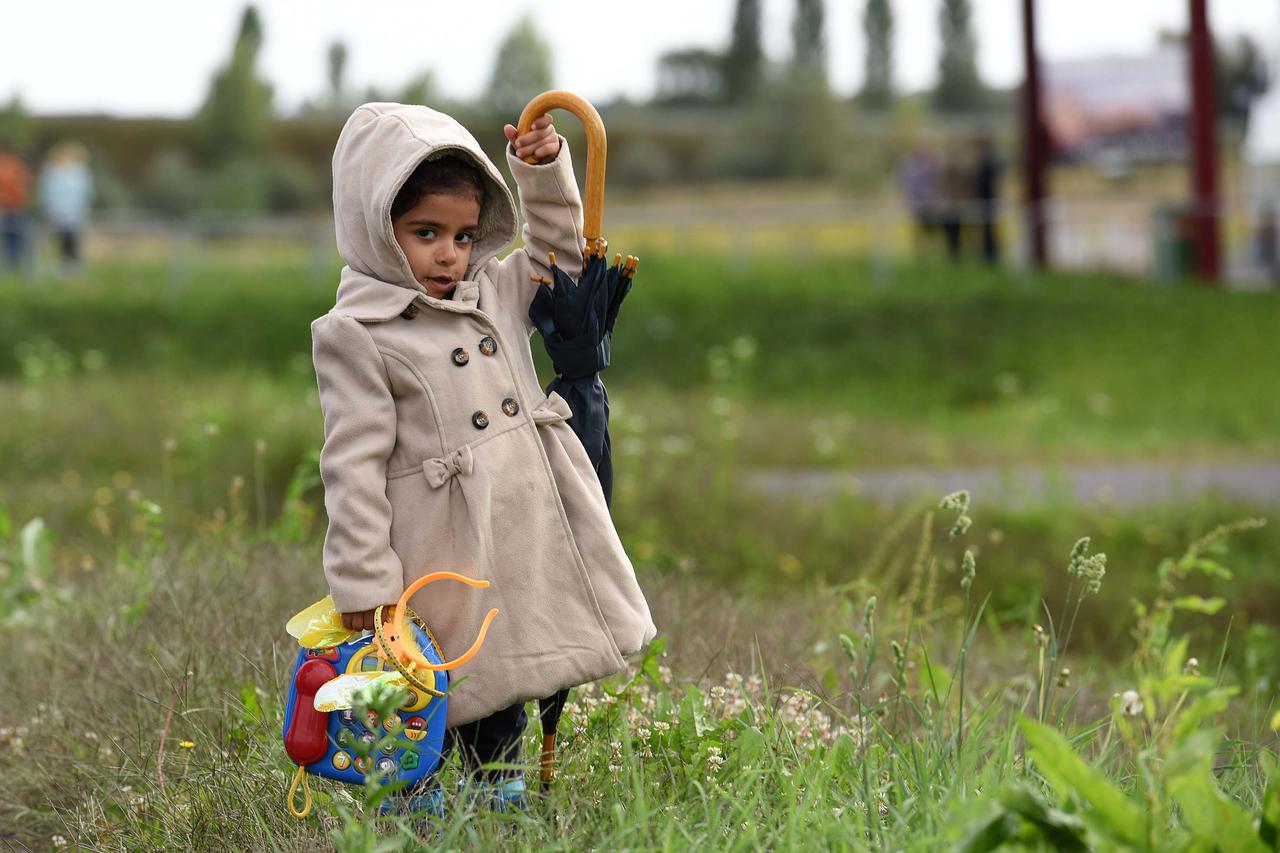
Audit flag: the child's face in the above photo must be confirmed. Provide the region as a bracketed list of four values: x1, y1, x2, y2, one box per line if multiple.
[392, 192, 481, 299]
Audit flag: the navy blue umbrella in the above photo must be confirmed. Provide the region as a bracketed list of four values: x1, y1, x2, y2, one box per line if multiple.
[528, 242, 636, 503]
[516, 91, 638, 789]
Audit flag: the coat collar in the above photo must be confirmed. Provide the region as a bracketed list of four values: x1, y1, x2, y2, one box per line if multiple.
[332, 266, 480, 321]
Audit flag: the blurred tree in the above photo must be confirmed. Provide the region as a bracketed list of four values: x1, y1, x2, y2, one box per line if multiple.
[724, 0, 763, 104]
[327, 41, 348, 104]
[1157, 29, 1270, 123]
[656, 49, 726, 105]
[0, 96, 33, 151]
[1217, 35, 1268, 123]
[397, 72, 440, 107]
[195, 5, 274, 165]
[792, 0, 827, 82]
[486, 16, 554, 116]
[934, 0, 986, 112]
[860, 0, 894, 110]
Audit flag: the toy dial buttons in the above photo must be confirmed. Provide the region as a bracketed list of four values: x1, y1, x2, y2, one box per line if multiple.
[404, 716, 427, 742]
[331, 751, 352, 771]
[376, 757, 397, 777]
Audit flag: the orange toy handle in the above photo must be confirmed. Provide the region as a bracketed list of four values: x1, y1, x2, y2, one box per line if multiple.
[390, 571, 498, 672]
[517, 90, 607, 245]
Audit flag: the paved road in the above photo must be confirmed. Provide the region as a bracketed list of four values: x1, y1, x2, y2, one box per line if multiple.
[745, 461, 1280, 509]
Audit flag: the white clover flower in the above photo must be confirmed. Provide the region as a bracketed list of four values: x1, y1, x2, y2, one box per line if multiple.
[1120, 690, 1144, 717]
[52, 836, 68, 849]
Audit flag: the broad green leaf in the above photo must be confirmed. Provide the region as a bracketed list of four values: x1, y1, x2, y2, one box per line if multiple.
[1260, 751, 1280, 849]
[958, 809, 1021, 853]
[1001, 783, 1088, 850]
[1162, 635, 1191, 680]
[1166, 734, 1266, 853]
[1019, 718, 1148, 849]
[734, 725, 766, 766]
[679, 687, 709, 739]
[1171, 596, 1227, 615]
[1172, 687, 1237, 743]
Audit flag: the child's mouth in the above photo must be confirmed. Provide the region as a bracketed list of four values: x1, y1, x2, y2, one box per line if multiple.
[427, 276, 454, 287]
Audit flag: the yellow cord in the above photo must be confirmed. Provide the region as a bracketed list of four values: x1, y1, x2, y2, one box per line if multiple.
[287, 765, 312, 818]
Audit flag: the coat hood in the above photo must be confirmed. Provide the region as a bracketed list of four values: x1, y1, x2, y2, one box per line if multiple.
[331, 102, 517, 290]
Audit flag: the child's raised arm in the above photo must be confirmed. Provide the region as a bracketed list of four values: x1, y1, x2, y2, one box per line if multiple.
[311, 313, 404, 615]
[493, 114, 585, 331]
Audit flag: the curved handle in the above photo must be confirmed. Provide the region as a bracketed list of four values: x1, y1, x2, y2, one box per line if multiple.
[517, 90, 606, 245]
[389, 571, 498, 672]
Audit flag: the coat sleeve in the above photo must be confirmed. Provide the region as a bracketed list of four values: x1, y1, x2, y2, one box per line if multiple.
[493, 136, 585, 334]
[311, 312, 404, 613]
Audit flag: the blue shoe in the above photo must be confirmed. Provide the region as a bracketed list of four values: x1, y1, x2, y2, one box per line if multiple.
[491, 777, 527, 813]
[377, 785, 446, 819]
[461, 776, 527, 813]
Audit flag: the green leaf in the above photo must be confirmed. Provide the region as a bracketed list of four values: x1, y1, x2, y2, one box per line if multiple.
[1001, 783, 1089, 850]
[1259, 752, 1280, 849]
[958, 809, 1021, 853]
[1163, 635, 1191, 680]
[1171, 596, 1227, 615]
[1019, 717, 1148, 849]
[1172, 687, 1237, 743]
[679, 687, 709, 740]
[1166, 740, 1266, 852]
[734, 725, 766, 766]
[1186, 557, 1233, 580]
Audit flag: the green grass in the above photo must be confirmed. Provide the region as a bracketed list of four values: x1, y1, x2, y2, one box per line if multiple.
[2, 254, 1279, 849]
[3, 253, 1279, 465]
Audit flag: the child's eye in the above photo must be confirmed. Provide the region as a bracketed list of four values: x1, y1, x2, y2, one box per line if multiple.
[456, 232, 474, 245]
[415, 228, 436, 239]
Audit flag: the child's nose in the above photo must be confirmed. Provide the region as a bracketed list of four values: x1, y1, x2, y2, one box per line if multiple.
[437, 242, 457, 264]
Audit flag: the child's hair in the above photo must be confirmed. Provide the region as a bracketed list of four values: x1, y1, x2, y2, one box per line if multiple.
[391, 155, 486, 222]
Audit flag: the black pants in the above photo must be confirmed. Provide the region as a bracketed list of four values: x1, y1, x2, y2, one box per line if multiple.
[445, 700, 526, 781]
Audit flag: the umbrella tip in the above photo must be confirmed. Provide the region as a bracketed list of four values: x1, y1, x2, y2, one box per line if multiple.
[613, 253, 622, 268]
[548, 251, 557, 268]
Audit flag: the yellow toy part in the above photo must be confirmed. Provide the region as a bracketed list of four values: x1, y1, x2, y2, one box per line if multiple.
[285, 595, 360, 648]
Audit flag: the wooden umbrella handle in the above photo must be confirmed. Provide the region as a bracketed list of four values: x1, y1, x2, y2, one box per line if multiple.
[517, 90, 606, 244]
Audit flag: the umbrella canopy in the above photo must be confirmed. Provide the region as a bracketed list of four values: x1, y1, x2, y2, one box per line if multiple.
[516, 91, 639, 787]
[528, 243, 636, 502]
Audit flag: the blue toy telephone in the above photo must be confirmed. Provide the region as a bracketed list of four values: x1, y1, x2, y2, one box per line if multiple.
[282, 572, 499, 818]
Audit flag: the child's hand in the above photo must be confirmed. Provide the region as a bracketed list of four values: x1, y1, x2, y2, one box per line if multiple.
[341, 606, 396, 631]
[504, 114, 561, 164]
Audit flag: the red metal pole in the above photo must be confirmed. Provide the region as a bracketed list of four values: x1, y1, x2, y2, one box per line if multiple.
[1187, 0, 1221, 282]
[1021, 0, 1048, 269]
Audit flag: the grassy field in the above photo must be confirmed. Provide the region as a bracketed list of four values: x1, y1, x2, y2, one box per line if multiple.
[2, 253, 1279, 849]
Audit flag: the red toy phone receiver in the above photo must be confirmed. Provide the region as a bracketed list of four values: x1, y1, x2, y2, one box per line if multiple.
[285, 659, 337, 766]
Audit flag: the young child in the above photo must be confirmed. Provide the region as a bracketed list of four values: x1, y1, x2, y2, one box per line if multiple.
[312, 103, 656, 811]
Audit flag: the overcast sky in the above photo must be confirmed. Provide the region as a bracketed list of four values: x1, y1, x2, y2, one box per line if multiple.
[4, 0, 1278, 117]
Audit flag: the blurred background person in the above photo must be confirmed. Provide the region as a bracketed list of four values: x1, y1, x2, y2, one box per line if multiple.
[0, 139, 31, 274]
[972, 132, 1002, 266]
[896, 141, 940, 254]
[938, 140, 969, 261]
[38, 141, 93, 275]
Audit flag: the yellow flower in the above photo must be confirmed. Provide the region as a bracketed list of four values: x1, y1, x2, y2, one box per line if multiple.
[179, 740, 195, 749]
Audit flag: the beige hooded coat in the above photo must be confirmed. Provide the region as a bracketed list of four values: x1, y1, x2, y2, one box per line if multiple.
[312, 103, 656, 727]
